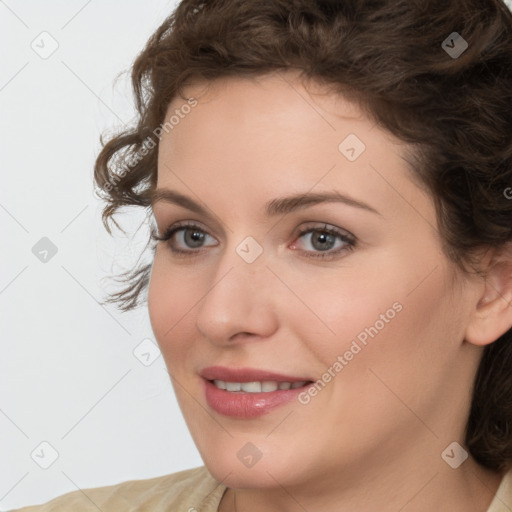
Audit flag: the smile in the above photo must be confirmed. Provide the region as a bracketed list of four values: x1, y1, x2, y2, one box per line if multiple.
[200, 366, 314, 418]
[212, 380, 309, 392]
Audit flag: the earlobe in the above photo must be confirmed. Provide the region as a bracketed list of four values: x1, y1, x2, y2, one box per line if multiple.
[465, 246, 512, 347]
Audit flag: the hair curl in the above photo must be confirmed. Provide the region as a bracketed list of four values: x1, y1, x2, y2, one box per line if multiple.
[93, 0, 512, 471]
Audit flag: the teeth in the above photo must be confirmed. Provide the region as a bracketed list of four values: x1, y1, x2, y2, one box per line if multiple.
[213, 379, 226, 390]
[212, 380, 308, 392]
[226, 382, 241, 391]
[261, 381, 278, 392]
[241, 381, 262, 393]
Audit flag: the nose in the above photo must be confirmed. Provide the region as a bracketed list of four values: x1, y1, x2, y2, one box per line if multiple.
[194, 248, 279, 346]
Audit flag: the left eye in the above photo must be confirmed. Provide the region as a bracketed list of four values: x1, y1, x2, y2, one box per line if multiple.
[291, 224, 355, 258]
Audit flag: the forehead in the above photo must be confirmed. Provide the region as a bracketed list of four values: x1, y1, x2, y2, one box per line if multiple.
[164, 70, 366, 137]
[158, 70, 403, 173]
[154, 70, 431, 225]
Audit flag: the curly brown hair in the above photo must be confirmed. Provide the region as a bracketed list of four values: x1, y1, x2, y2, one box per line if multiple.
[93, 0, 512, 471]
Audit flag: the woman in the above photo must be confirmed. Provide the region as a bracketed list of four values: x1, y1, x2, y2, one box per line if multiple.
[13, 0, 512, 510]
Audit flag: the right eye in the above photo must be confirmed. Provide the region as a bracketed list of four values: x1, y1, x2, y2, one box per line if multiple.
[152, 221, 218, 256]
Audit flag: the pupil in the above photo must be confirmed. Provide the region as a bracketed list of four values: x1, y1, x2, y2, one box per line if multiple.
[313, 231, 334, 251]
[186, 229, 204, 247]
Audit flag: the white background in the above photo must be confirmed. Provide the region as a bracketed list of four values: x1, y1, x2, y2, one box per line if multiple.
[0, 1, 203, 509]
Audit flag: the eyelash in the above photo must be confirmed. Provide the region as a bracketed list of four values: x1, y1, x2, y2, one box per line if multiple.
[151, 221, 356, 261]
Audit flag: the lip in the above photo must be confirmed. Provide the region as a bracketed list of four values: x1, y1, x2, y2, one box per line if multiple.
[200, 366, 314, 419]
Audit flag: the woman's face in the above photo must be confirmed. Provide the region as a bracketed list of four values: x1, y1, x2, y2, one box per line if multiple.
[148, 70, 484, 491]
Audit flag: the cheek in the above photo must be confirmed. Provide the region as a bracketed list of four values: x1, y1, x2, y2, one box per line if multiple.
[323, 263, 460, 423]
[268, 259, 407, 365]
[147, 256, 203, 363]
[286, 253, 457, 385]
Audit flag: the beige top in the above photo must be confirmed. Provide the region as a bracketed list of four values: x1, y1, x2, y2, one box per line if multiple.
[10, 465, 512, 511]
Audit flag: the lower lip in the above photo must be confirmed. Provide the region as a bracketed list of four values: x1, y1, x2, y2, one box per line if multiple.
[203, 379, 311, 418]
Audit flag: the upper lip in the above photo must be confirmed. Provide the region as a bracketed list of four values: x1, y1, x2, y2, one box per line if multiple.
[200, 366, 312, 383]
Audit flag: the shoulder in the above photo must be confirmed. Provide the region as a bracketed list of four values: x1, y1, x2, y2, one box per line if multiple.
[487, 468, 512, 512]
[10, 466, 227, 512]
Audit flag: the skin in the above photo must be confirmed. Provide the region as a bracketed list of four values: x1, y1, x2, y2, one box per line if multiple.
[148, 69, 511, 511]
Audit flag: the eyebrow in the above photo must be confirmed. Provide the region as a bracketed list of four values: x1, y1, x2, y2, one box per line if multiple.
[150, 188, 381, 218]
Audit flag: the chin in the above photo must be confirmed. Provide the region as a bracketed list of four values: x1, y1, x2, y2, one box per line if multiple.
[203, 455, 287, 489]
[197, 436, 314, 490]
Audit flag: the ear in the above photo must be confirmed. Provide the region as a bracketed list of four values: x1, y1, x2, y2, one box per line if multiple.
[465, 243, 512, 347]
